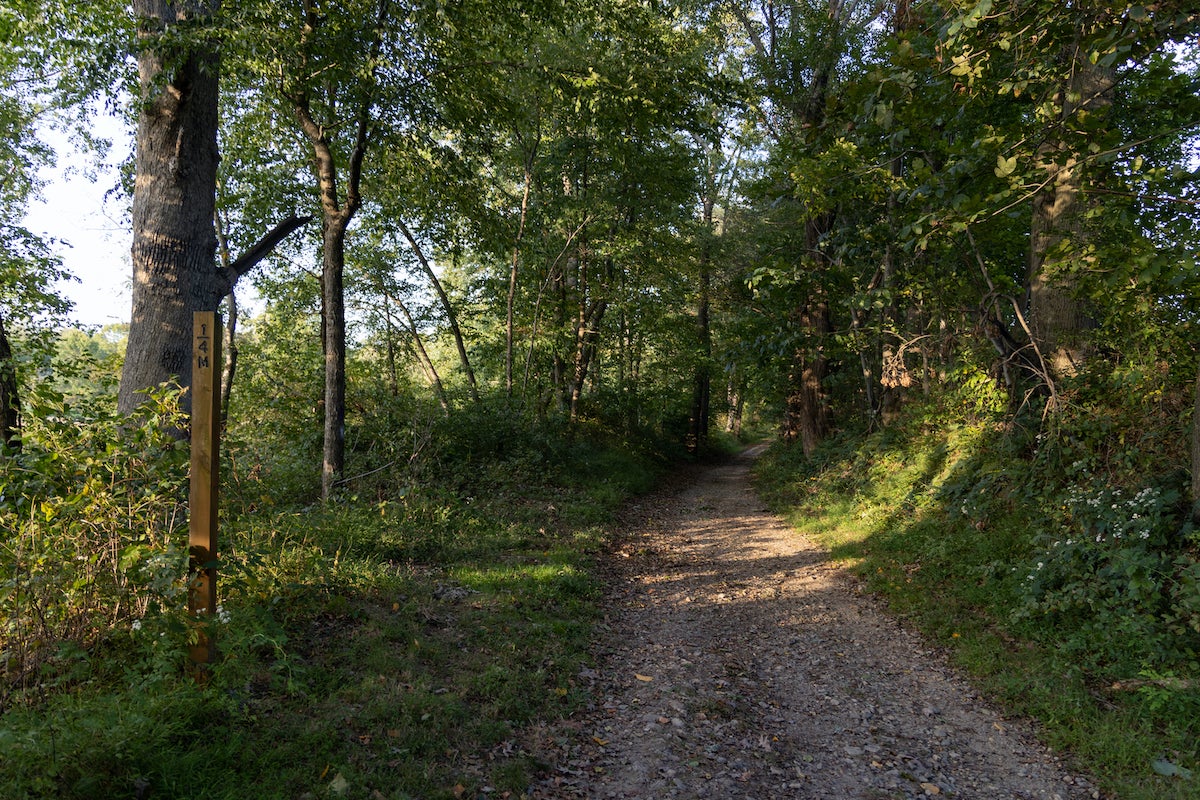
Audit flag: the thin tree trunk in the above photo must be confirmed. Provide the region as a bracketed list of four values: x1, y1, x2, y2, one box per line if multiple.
[220, 291, 238, 429]
[214, 214, 237, 427]
[0, 311, 20, 450]
[506, 142, 536, 397]
[725, 375, 743, 437]
[879, 154, 903, 421]
[396, 219, 479, 402]
[521, 220, 587, 403]
[292, 111, 359, 502]
[289, 0, 386, 501]
[689, 195, 715, 453]
[381, 293, 399, 397]
[783, 301, 832, 456]
[1192, 362, 1200, 524]
[390, 290, 450, 413]
[568, 300, 607, 423]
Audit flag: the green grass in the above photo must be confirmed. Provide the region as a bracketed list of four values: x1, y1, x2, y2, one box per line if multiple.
[755, 408, 1200, 800]
[0, 437, 656, 800]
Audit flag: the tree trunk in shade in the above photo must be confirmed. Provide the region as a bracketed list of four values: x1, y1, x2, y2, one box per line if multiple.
[1027, 53, 1112, 377]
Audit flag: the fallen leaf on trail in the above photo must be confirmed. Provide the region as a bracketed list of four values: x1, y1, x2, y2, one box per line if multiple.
[1152, 758, 1194, 780]
[592, 736, 609, 746]
[329, 773, 349, 796]
[451, 783, 466, 798]
[634, 673, 653, 682]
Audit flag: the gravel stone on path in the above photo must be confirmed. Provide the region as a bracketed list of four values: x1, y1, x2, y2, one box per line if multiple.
[524, 446, 1100, 799]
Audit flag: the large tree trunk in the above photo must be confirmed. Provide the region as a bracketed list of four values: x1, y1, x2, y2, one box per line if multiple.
[119, 0, 221, 415]
[0, 310, 20, 450]
[1027, 52, 1113, 377]
[782, 301, 831, 457]
[1028, 150, 1091, 376]
[321, 221, 349, 499]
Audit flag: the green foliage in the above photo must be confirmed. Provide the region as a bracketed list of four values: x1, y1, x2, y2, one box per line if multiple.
[222, 306, 324, 506]
[1017, 482, 1194, 667]
[756, 369, 1200, 798]
[6, 0, 1199, 796]
[1, 382, 190, 710]
[2, 330, 666, 798]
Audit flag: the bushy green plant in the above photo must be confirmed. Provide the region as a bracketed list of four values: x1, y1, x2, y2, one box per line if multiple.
[1016, 482, 1197, 668]
[0, 382, 192, 708]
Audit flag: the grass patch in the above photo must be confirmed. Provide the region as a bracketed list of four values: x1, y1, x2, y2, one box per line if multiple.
[1, 431, 659, 799]
[755, 405, 1200, 800]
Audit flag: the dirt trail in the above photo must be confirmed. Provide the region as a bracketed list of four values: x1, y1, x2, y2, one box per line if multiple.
[528, 447, 1099, 799]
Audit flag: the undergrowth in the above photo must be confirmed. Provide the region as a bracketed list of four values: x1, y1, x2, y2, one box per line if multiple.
[0, 391, 668, 799]
[755, 373, 1200, 800]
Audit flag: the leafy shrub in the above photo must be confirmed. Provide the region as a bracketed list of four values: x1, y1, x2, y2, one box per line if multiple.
[0, 383, 191, 708]
[1018, 480, 1200, 669]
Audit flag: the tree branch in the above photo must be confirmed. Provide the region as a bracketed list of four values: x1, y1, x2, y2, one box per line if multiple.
[215, 213, 313, 298]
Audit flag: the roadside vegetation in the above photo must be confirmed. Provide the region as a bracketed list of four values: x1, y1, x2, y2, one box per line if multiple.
[756, 369, 1200, 800]
[0, 369, 686, 799]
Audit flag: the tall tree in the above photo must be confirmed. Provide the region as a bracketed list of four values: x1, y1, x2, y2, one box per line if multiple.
[118, 0, 223, 415]
[224, 0, 399, 498]
[731, 0, 882, 452]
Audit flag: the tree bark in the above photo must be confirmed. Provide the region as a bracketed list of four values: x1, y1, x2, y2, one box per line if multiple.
[119, 0, 222, 416]
[568, 299, 607, 423]
[220, 291, 238, 429]
[506, 141, 537, 397]
[1027, 51, 1113, 377]
[725, 376, 743, 437]
[688, 194, 715, 454]
[782, 301, 831, 457]
[293, 102, 358, 501]
[387, 287, 450, 413]
[321, 221, 348, 499]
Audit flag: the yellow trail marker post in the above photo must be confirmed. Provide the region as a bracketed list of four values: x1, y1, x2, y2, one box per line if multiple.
[189, 311, 221, 671]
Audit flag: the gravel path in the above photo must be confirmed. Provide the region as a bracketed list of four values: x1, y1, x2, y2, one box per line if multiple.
[527, 446, 1101, 799]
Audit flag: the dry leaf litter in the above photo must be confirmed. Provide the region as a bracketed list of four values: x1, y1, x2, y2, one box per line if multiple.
[520, 446, 1101, 800]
